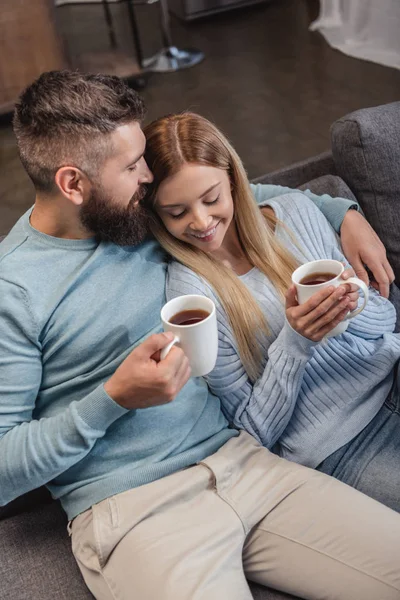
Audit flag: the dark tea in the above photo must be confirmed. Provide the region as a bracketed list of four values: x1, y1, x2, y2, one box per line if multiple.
[170, 309, 210, 326]
[300, 271, 336, 286]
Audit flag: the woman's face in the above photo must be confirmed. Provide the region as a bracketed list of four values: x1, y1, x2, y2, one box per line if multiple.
[155, 164, 235, 252]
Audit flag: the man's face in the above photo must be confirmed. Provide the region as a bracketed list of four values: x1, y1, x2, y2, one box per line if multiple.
[80, 122, 153, 246]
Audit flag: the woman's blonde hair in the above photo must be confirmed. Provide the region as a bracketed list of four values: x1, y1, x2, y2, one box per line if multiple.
[143, 112, 298, 381]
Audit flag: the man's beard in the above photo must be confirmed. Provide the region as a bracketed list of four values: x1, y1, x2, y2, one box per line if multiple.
[80, 184, 150, 246]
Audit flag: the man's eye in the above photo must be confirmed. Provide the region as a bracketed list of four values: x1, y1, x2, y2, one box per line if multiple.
[128, 165, 137, 172]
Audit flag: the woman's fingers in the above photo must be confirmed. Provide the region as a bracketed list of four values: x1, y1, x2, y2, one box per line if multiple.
[310, 307, 350, 340]
[286, 284, 353, 341]
[305, 298, 350, 339]
[292, 285, 350, 320]
[285, 285, 299, 309]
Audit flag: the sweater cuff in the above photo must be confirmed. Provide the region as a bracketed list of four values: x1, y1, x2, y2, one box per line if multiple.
[275, 319, 318, 358]
[74, 384, 129, 432]
[319, 197, 360, 234]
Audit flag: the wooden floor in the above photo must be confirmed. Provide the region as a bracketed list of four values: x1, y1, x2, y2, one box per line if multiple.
[1, 0, 400, 235]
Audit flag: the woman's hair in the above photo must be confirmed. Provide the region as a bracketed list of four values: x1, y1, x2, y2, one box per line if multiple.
[143, 112, 298, 381]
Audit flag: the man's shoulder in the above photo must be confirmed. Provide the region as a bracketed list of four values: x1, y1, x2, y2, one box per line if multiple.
[0, 211, 33, 275]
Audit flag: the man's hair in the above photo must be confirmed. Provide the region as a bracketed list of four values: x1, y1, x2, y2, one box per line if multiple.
[13, 70, 146, 192]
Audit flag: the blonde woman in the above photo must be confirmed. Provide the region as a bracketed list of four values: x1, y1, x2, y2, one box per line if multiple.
[142, 112, 400, 512]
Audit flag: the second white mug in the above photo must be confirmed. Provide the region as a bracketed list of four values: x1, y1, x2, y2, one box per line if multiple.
[160, 294, 218, 377]
[292, 259, 369, 337]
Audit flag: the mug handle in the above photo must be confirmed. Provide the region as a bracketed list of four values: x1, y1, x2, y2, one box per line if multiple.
[341, 277, 369, 320]
[160, 335, 180, 361]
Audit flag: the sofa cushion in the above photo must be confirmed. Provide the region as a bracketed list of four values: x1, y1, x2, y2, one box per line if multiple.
[0, 501, 93, 600]
[299, 174, 357, 202]
[331, 101, 400, 284]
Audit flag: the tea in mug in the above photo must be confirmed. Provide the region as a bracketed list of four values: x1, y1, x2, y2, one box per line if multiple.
[300, 272, 336, 286]
[169, 309, 210, 326]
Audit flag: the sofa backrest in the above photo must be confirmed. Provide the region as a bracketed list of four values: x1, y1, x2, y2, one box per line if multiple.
[331, 101, 400, 284]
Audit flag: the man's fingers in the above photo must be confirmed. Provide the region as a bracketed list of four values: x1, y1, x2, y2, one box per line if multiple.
[175, 358, 191, 389]
[376, 260, 394, 298]
[386, 261, 395, 284]
[351, 258, 369, 287]
[141, 332, 175, 359]
[364, 259, 390, 298]
[378, 278, 390, 299]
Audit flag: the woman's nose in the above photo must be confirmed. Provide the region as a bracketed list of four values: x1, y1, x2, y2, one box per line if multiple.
[190, 211, 212, 231]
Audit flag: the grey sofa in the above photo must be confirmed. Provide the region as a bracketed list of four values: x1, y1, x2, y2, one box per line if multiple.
[1, 101, 400, 600]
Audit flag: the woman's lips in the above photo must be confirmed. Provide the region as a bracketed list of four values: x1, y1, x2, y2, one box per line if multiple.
[189, 222, 219, 243]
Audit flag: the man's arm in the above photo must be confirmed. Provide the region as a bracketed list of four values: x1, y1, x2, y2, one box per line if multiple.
[250, 183, 359, 234]
[340, 210, 395, 298]
[250, 183, 394, 297]
[0, 280, 189, 506]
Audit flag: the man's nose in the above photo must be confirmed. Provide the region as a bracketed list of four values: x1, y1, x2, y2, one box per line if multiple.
[139, 159, 154, 184]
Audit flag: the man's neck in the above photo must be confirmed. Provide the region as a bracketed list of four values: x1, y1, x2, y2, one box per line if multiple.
[30, 195, 93, 240]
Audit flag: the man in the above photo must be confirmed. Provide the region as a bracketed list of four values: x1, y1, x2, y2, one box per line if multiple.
[1, 71, 399, 600]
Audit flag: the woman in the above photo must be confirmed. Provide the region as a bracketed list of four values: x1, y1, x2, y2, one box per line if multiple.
[142, 112, 400, 512]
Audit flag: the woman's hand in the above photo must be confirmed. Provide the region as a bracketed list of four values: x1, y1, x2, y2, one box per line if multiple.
[340, 210, 394, 298]
[285, 282, 353, 342]
[339, 266, 360, 309]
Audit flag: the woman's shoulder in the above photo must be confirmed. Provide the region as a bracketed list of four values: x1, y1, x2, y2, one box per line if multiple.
[267, 193, 335, 241]
[265, 191, 322, 219]
[166, 261, 219, 303]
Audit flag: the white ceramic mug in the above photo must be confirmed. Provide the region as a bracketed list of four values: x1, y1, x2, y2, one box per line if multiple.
[292, 259, 369, 337]
[160, 295, 218, 377]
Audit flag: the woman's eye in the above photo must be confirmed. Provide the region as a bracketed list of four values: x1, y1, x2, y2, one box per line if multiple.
[128, 165, 137, 172]
[169, 211, 186, 220]
[205, 195, 220, 205]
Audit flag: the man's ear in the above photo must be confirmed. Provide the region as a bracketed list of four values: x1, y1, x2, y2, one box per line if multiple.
[54, 166, 89, 206]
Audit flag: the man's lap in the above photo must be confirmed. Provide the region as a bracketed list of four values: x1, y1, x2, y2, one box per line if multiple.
[71, 432, 400, 600]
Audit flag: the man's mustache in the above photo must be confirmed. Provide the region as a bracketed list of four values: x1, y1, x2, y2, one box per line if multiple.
[132, 185, 147, 206]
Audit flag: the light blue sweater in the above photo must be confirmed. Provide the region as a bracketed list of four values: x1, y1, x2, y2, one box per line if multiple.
[167, 191, 400, 467]
[0, 185, 358, 519]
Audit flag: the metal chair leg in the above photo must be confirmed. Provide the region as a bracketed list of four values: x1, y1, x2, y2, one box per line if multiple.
[142, 0, 204, 72]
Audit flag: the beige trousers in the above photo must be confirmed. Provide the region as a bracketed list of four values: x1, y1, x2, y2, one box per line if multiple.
[71, 432, 400, 600]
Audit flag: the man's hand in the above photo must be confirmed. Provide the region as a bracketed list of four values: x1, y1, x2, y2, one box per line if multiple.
[104, 332, 191, 410]
[340, 210, 394, 298]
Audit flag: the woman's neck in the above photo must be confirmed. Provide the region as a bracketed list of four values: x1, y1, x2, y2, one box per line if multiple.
[211, 221, 253, 275]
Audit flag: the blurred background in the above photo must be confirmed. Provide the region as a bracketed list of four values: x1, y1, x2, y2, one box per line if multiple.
[1, 0, 400, 235]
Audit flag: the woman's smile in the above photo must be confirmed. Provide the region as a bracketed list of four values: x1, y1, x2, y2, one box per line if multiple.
[187, 221, 220, 242]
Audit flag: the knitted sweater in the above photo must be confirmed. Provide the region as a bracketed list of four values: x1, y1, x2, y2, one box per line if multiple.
[167, 192, 400, 467]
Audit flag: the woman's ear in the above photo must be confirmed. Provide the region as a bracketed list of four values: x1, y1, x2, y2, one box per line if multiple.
[54, 166, 89, 206]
